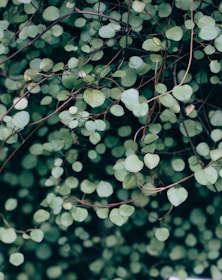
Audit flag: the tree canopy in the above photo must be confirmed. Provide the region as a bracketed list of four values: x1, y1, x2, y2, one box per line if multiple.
[0, 0, 222, 279]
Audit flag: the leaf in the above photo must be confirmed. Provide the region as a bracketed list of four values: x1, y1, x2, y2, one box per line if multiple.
[121, 88, 139, 108]
[142, 38, 162, 52]
[13, 97, 28, 110]
[144, 153, 160, 169]
[109, 208, 128, 226]
[96, 208, 109, 219]
[125, 154, 144, 173]
[43, 6, 60, 21]
[155, 228, 170, 241]
[159, 94, 180, 113]
[132, 0, 145, 12]
[110, 104, 125, 117]
[12, 111, 30, 129]
[199, 26, 220, 41]
[120, 68, 137, 87]
[132, 103, 149, 117]
[18, 0, 31, 3]
[9, 252, 24, 266]
[119, 204, 135, 217]
[71, 207, 88, 222]
[195, 166, 218, 186]
[60, 212, 73, 227]
[166, 26, 183, 41]
[83, 89, 105, 108]
[209, 60, 221, 74]
[158, 3, 172, 18]
[51, 166, 64, 178]
[4, 198, 18, 211]
[172, 85, 193, 102]
[30, 229, 44, 242]
[96, 181, 113, 197]
[129, 56, 143, 69]
[179, 120, 202, 137]
[33, 209, 50, 223]
[1, 228, 17, 244]
[214, 34, 222, 52]
[99, 25, 115, 38]
[167, 187, 188, 207]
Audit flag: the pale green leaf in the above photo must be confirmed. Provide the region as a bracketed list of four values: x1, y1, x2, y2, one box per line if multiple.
[171, 158, 185, 171]
[33, 209, 50, 223]
[121, 88, 139, 108]
[179, 120, 202, 137]
[18, 0, 31, 3]
[125, 154, 144, 173]
[110, 104, 125, 117]
[209, 60, 221, 74]
[83, 89, 105, 108]
[166, 26, 183, 41]
[199, 26, 220, 41]
[96, 181, 113, 197]
[132, 0, 145, 12]
[119, 204, 135, 217]
[129, 56, 143, 69]
[12, 111, 30, 129]
[142, 38, 162, 52]
[4, 198, 18, 211]
[167, 187, 188, 207]
[109, 208, 128, 226]
[132, 103, 149, 117]
[13, 97, 28, 110]
[60, 212, 73, 227]
[1, 228, 17, 244]
[30, 229, 44, 242]
[172, 85, 193, 102]
[155, 228, 170, 241]
[194, 166, 218, 186]
[9, 252, 24, 266]
[96, 208, 109, 219]
[99, 25, 115, 38]
[210, 149, 222, 161]
[51, 166, 64, 178]
[71, 207, 88, 222]
[214, 34, 222, 52]
[158, 3, 172, 18]
[144, 153, 160, 169]
[43, 6, 60, 21]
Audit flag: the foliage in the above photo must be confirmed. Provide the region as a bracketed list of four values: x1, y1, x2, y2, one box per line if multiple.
[0, 0, 222, 279]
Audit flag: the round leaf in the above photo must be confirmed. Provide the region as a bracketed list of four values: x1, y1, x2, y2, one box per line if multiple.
[166, 26, 183, 41]
[12, 111, 30, 129]
[4, 198, 18, 211]
[96, 181, 113, 197]
[30, 229, 44, 242]
[199, 26, 220, 41]
[9, 252, 24, 266]
[109, 208, 128, 226]
[71, 207, 88, 222]
[155, 228, 170, 242]
[99, 25, 115, 38]
[119, 204, 135, 217]
[167, 187, 188, 207]
[194, 166, 218, 186]
[33, 209, 50, 223]
[172, 85, 193, 102]
[125, 155, 144, 173]
[144, 153, 160, 169]
[83, 89, 105, 108]
[1, 228, 17, 244]
[43, 6, 60, 21]
[132, 1, 145, 12]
